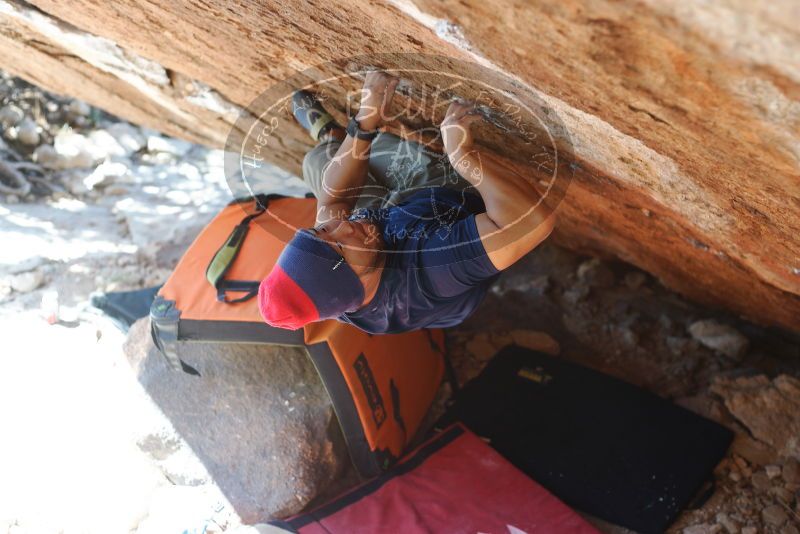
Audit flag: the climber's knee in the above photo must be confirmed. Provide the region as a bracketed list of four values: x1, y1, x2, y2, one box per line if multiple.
[302, 138, 342, 197]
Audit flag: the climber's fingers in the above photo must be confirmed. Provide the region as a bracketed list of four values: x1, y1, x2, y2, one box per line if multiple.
[359, 71, 400, 126]
[442, 100, 482, 128]
[380, 76, 400, 116]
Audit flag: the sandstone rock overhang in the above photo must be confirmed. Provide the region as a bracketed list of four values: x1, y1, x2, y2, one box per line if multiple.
[1, 0, 798, 331]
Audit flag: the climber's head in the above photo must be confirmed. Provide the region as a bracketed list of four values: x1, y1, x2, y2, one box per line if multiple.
[258, 219, 383, 330]
[308, 218, 384, 275]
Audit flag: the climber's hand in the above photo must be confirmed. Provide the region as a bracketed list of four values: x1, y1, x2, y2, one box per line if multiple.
[441, 100, 482, 163]
[355, 71, 399, 131]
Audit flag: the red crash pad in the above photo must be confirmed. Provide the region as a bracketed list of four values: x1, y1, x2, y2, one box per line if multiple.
[272, 424, 599, 534]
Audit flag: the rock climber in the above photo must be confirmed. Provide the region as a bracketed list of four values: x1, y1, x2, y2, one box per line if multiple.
[258, 71, 555, 333]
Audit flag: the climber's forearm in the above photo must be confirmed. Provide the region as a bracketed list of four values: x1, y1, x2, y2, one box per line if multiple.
[316, 71, 399, 225]
[450, 147, 553, 231]
[450, 146, 556, 271]
[315, 134, 373, 224]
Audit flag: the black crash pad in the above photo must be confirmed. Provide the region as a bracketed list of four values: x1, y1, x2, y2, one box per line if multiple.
[436, 345, 733, 534]
[90, 285, 161, 331]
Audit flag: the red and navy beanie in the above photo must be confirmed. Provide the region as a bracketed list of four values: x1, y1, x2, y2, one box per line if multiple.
[258, 229, 365, 330]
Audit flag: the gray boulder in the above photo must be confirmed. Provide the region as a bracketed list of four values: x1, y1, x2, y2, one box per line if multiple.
[124, 318, 350, 522]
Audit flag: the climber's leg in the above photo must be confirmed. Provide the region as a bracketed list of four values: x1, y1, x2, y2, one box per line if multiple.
[367, 131, 476, 208]
[295, 90, 472, 208]
[302, 135, 342, 200]
[294, 89, 349, 200]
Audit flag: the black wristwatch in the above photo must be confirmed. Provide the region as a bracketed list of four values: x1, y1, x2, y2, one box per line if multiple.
[346, 116, 379, 141]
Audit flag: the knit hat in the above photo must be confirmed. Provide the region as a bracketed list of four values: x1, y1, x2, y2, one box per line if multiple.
[258, 229, 365, 330]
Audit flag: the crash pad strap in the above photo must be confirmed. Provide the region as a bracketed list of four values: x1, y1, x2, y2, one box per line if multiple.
[215, 280, 260, 304]
[205, 204, 266, 304]
[150, 296, 200, 376]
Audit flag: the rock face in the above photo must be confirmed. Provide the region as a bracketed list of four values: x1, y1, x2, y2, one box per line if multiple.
[1, 0, 799, 330]
[123, 318, 349, 522]
[711, 374, 800, 461]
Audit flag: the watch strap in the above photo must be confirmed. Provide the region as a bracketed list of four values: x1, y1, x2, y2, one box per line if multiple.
[346, 116, 379, 141]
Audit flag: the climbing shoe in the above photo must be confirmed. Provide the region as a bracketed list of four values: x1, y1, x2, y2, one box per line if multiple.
[292, 90, 340, 141]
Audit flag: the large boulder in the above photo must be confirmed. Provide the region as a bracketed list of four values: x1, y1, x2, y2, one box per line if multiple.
[1, 0, 799, 331]
[123, 318, 350, 522]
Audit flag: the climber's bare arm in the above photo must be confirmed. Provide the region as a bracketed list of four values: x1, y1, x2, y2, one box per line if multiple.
[441, 101, 556, 271]
[315, 133, 372, 225]
[316, 72, 399, 225]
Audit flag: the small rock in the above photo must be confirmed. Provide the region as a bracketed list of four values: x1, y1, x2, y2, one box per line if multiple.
[66, 150, 95, 169]
[147, 134, 193, 156]
[577, 257, 615, 288]
[33, 144, 63, 169]
[3, 124, 18, 140]
[0, 103, 23, 126]
[735, 455, 750, 471]
[666, 335, 691, 356]
[2, 255, 46, 276]
[83, 160, 128, 190]
[529, 274, 550, 295]
[66, 99, 91, 118]
[71, 115, 89, 128]
[751, 471, 771, 491]
[509, 329, 560, 355]
[688, 319, 749, 359]
[683, 524, 719, 534]
[783, 458, 800, 485]
[712, 375, 800, 460]
[86, 129, 129, 160]
[16, 118, 40, 145]
[773, 486, 794, 503]
[762, 504, 788, 526]
[658, 314, 674, 331]
[615, 326, 639, 348]
[730, 435, 778, 466]
[623, 271, 647, 290]
[5, 194, 19, 204]
[106, 122, 146, 154]
[766, 464, 782, 479]
[741, 527, 757, 534]
[9, 270, 44, 292]
[563, 282, 589, 305]
[60, 170, 90, 195]
[782, 523, 799, 534]
[677, 394, 734, 426]
[54, 129, 97, 169]
[105, 185, 131, 196]
[716, 512, 738, 534]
